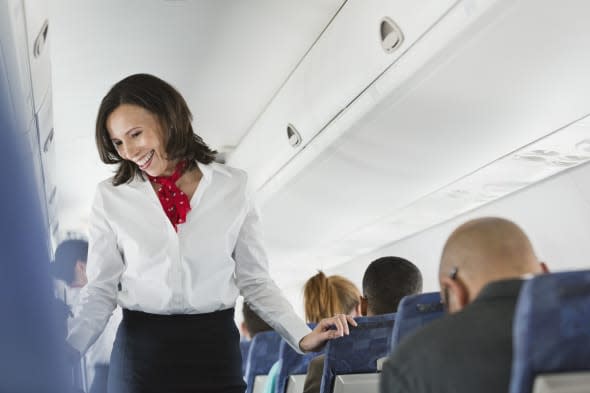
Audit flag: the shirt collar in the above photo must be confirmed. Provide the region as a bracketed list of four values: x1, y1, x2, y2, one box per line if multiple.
[197, 161, 232, 184]
[128, 161, 229, 188]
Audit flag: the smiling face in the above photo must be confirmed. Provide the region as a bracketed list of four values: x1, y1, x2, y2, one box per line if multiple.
[106, 104, 176, 177]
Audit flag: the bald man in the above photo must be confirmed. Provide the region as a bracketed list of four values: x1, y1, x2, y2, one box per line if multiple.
[380, 217, 547, 393]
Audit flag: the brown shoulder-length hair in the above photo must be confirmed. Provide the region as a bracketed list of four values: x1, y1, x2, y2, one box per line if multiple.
[95, 73, 217, 186]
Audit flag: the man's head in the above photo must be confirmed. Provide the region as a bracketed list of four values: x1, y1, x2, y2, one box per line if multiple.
[241, 302, 272, 340]
[52, 239, 88, 287]
[361, 256, 423, 316]
[439, 217, 547, 314]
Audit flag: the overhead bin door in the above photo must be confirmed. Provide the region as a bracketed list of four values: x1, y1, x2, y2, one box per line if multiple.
[0, 0, 35, 132]
[23, 0, 52, 111]
[228, 0, 458, 192]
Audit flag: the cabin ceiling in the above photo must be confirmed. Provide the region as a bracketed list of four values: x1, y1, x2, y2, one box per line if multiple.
[51, 0, 590, 299]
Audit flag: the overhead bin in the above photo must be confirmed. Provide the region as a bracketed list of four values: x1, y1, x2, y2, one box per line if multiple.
[36, 92, 58, 237]
[228, 0, 458, 192]
[23, 0, 52, 111]
[0, 0, 35, 132]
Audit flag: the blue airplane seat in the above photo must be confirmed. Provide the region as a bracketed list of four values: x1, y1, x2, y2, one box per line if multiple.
[509, 270, 590, 393]
[244, 330, 282, 393]
[240, 339, 252, 376]
[391, 292, 444, 349]
[319, 313, 395, 393]
[0, 80, 69, 390]
[275, 337, 323, 393]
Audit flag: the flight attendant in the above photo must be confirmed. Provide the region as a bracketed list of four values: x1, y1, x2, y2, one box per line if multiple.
[66, 73, 355, 393]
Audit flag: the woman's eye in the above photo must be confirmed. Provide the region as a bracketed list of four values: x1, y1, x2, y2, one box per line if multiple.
[113, 141, 122, 147]
[131, 131, 142, 138]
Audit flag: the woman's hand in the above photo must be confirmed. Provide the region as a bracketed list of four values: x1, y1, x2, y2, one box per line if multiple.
[298, 314, 358, 352]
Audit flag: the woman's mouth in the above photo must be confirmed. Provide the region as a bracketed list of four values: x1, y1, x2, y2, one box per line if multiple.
[137, 150, 154, 170]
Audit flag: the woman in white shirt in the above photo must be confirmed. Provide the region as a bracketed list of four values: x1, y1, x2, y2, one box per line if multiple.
[66, 73, 355, 393]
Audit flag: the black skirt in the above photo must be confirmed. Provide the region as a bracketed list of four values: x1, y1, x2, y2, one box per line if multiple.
[108, 308, 246, 393]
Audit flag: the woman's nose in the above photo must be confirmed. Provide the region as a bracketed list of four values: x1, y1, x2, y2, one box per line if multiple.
[121, 143, 137, 161]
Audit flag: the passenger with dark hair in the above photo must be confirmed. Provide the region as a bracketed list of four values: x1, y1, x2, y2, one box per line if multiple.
[53, 239, 121, 393]
[361, 256, 422, 316]
[53, 239, 89, 289]
[380, 217, 548, 393]
[242, 301, 273, 339]
[240, 302, 274, 376]
[67, 74, 355, 393]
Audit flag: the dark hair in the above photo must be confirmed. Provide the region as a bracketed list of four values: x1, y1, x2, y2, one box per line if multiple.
[52, 239, 88, 284]
[242, 302, 273, 337]
[303, 271, 360, 323]
[362, 256, 422, 315]
[95, 73, 217, 186]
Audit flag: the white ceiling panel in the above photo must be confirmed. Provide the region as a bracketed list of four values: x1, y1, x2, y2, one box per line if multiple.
[260, 0, 590, 286]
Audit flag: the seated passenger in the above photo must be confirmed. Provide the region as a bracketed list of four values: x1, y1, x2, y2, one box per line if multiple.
[241, 301, 274, 375]
[264, 272, 361, 393]
[380, 217, 548, 393]
[242, 301, 273, 340]
[304, 271, 362, 324]
[361, 256, 422, 316]
[53, 239, 122, 393]
[304, 258, 422, 393]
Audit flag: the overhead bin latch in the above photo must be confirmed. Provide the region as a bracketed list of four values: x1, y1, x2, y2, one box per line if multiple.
[286, 124, 302, 148]
[34, 19, 49, 58]
[380, 17, 404, 54]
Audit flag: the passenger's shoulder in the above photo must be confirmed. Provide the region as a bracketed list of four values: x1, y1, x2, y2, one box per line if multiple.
[389, 313, 456, 364]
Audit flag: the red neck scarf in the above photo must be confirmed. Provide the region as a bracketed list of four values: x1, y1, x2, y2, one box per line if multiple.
[147, 160, 191, 231]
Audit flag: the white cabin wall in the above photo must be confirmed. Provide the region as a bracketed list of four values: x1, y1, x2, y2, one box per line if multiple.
[324, 162, 590, 295]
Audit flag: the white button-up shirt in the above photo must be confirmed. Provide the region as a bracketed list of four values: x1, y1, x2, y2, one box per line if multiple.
[67, 162, 310, 354]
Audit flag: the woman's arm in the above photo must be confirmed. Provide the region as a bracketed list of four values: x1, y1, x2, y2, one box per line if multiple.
[67, 186, 124, 355]
[234, 198, 356, 353]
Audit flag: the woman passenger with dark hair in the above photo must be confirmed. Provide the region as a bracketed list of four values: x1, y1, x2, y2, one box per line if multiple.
[66, 74, 356, 393]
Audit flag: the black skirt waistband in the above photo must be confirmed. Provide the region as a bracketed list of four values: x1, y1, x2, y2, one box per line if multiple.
[122, 307, 234, 323]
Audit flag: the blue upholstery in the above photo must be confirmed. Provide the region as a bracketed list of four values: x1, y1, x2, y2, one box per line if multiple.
[509, 270, 590, 393]
[244, 331, 282, 393]
[391, 292, 444, 349]
[319, 313, 396, 393]
[0, 76, 69, 390]
[240, 339, 252, 376]
[275, 338, 323, 393]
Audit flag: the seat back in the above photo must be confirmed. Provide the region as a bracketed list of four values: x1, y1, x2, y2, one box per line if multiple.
[276, 338, 323, 393]
[240, 339, 252, 376]
[509, 270, 590, 393]
[320, 313, 395, 393]
[391, 292, 444, 350]
[245, 331, 282, 393]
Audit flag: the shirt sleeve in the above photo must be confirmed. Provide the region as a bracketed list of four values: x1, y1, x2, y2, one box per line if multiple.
[233, 198, 311, 354]
[66, 185, 124, 354]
